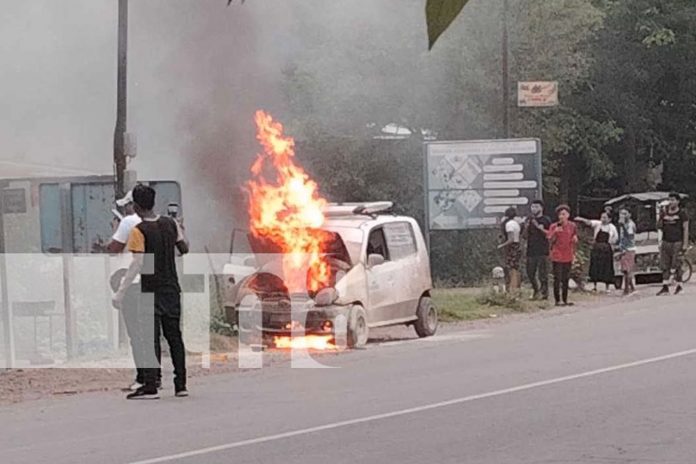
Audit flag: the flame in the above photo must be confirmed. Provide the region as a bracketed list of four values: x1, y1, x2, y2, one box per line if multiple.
[247, 110, 331, 293]
[273, 335, 337, 351]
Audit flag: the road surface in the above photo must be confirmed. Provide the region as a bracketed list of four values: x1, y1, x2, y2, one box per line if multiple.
[2, 291, 696, 463]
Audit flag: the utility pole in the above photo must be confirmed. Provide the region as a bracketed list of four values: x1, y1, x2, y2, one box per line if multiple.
[502, 0, 510, 138]
[113, 0, 128, 199]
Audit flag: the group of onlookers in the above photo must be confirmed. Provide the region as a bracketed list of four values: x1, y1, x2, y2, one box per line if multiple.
[498, 194, 689, 305]
[499, 200, 656, 306]
[499, 200, 582, 306]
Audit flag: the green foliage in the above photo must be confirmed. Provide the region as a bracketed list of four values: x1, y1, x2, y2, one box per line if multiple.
[210, 311, 235, 337]
[426, 0, 471, 50]
[476, 289, 525, 312]
[208, 275, 235, 336]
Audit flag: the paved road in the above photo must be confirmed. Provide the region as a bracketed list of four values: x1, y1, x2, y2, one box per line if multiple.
[2, 291, 696, 463]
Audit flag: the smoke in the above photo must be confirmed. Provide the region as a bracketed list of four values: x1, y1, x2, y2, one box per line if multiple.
[1, 0, 501, 252]
[129, 0, 445, 252]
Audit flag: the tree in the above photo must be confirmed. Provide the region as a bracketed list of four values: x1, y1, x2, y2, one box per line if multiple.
[510, 0, 621, 206]
[584, 0, 696, 195]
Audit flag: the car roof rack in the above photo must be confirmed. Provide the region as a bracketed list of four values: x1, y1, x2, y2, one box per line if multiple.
[324, 202, 394, 218]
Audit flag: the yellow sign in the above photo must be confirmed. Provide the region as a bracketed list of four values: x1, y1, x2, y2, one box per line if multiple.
[518, 81, 559, 107]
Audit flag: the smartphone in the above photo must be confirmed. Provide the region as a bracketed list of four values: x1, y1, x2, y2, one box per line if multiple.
[167, 202, 180, 219]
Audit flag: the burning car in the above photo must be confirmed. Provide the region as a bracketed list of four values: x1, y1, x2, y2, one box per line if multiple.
[225, 202, 438, 349]
[226, 111, 437, 349]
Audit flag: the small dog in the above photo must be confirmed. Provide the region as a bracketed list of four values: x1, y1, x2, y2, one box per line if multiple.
[492, 266, 506, 293]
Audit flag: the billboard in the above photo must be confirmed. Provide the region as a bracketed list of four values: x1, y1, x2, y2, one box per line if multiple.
[518, 81, 559, 107]
[425, 139, 542, 230]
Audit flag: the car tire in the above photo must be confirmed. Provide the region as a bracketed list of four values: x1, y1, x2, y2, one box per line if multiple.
[414, 296, 438, 338]
[347, 305, 369, 349]
[614, 276, 623, 290]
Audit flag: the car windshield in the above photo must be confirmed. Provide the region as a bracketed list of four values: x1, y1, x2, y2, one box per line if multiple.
[323, 226, 364, 264]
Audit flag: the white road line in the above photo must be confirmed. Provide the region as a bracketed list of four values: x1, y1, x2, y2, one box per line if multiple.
[129, 348, 696, 464]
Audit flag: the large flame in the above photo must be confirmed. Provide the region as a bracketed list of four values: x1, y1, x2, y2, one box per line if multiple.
[247, 110, 332, 294]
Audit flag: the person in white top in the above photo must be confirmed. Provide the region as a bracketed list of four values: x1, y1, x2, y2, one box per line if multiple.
[498, 207, 522, 291]
[106, 190, 156, 391]
[107, 190, 142, 253]
[575, 211, 619, 293]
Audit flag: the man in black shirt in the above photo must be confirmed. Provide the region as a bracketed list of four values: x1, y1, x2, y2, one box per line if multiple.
[657, 192, 689, 295]
[113, 185, 189, 399]
[525, 200, 552, 300]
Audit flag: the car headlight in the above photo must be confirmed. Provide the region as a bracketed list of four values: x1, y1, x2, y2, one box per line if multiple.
[314, 287, 339, 307]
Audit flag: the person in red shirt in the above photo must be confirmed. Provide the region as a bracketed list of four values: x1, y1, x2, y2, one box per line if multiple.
[547, 205, 578, 306]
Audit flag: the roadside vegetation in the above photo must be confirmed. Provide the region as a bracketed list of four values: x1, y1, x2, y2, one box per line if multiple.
[433, 286, 605, 323]
[433, 287, 552, 322]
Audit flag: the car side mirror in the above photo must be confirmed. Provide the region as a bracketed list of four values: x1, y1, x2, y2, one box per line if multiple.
[367, 254, 386, 268]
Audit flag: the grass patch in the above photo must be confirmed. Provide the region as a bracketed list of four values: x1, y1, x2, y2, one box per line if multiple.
[433, 287, 553, 322]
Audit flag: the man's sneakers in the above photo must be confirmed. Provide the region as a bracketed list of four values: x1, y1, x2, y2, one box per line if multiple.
[657, 285, 670, 296]
[128, 379, 161, 392]
[128, 381, 143, 392]
[126, 387, 160, 400]
[675, 285, 684, 295]
[126, 381, 188, 400]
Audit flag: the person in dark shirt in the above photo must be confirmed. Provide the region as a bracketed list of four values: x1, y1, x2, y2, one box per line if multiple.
[112, 185, 190, 400]
[657, 193, 690, 295]
[525, 200, 552, 300]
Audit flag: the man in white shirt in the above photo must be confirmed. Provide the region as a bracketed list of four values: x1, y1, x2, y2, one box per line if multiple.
[106, 190, 159, 391]
[108, 190, 141, 253]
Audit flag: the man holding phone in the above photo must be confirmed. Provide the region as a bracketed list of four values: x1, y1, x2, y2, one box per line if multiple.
[112, 185, 190, 400]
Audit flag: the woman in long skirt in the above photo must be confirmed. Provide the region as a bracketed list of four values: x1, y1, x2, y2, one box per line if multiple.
[576, 212, 618, 292]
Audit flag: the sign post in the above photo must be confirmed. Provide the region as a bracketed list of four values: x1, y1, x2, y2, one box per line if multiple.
[424, 139, 543, 233]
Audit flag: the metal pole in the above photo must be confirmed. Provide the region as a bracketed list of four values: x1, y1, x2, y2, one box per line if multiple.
[113, 0, 128, 200]
[423, 143, 431, 254]
[60, 184, 76, 360]
[502, 0, 510, 138]
[0, 187, 15, 368]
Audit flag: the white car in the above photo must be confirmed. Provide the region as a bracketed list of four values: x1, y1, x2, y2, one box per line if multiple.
[225, 202, 438, 348]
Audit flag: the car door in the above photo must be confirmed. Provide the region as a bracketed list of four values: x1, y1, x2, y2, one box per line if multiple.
[382, 222, 421, 320]
[365, 226, 399, 324]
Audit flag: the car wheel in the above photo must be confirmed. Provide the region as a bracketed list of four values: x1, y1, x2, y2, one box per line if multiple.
[414, 296, 438, 338]
[347, 305, 369, 349]
[614, 276, 623, 290]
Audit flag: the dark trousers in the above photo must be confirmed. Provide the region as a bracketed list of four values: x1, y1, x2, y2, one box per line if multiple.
[140, 292, 186, 391]
[661, 241, 684, 283]
[527, 255, 549, 297]
[552, 262, 572, 303]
